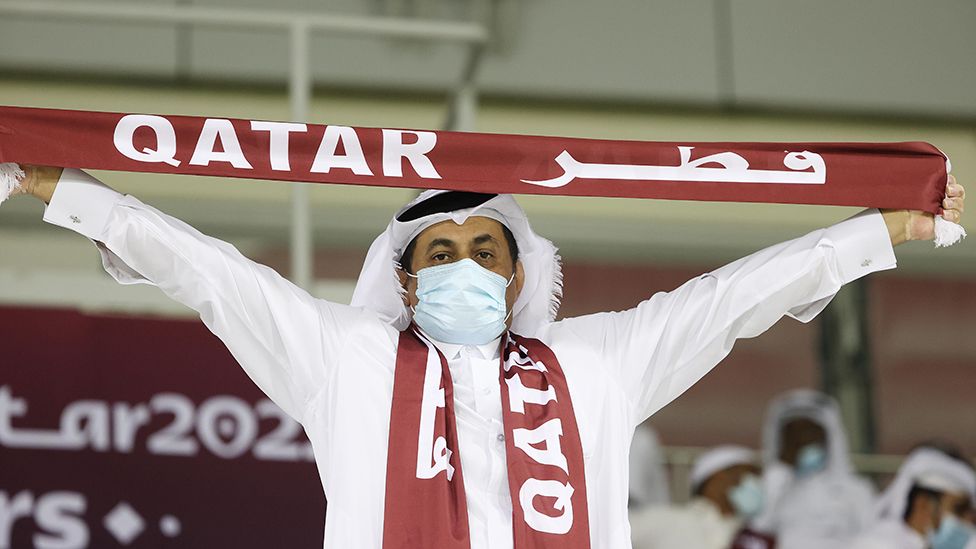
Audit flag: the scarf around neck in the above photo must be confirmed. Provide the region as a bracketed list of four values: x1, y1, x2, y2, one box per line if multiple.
[384, 327, 590, 548]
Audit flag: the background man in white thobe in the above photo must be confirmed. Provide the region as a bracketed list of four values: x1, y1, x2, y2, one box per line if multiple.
[630, 445, 764, 549]
[752, 389, 876, 548]
[629, 425, 671, 510]
[850, 447, 976, 549]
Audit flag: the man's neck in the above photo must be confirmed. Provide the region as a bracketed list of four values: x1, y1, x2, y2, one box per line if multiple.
[418, 326, 504, 361]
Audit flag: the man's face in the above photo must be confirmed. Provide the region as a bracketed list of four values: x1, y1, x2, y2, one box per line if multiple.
[701, 463, 761, 516]
[940, 490, 973, 525]
[910, 491, 942, 533]
[399, 216, 524, 326]
[779, 417, 827, 466]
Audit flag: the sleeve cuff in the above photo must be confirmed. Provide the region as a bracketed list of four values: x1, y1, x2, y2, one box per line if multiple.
[825, 208, 897, 283]
[42, 168, 125, 242]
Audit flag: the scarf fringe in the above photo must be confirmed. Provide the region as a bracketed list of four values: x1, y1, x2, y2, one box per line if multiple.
[934, 216, 966, 248]
[0, 162, 25, 207]
[549, 252, 564, 322]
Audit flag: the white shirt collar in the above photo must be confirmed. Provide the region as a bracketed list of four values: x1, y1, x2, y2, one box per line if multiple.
[418, 327, 502, 361]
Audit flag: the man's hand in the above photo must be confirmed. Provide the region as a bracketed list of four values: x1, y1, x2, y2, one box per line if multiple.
[11, 165, 63, 204]
[882, 175, 966, 246]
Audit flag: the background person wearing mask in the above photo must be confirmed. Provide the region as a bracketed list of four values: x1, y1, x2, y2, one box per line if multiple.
[630, 445, 765, 549]
[753, 389, 876, 548]
[914, 442, 976, 549]
[850, 447, 976, 549]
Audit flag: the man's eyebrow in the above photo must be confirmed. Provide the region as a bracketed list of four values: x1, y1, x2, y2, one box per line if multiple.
[472, 234, 499, 246]
[426, 238, 456, 251]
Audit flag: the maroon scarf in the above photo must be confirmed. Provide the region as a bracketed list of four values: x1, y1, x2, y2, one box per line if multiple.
[385, 328, 589, 548]
[0, 106, 950, 214]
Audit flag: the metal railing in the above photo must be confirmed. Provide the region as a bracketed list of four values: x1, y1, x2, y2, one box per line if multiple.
[0, 0, 490, 289]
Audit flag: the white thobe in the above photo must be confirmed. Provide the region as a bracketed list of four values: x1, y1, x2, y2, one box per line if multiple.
[761, 465, 876, 549]
[42, 169, 898, 549]
[630, 498, 740, 549]
[848, 520, 927, 549]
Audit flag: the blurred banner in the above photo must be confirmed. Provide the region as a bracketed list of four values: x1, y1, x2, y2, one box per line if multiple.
[0, 306, 324, 548]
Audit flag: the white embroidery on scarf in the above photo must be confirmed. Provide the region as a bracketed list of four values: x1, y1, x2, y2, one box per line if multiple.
[505, 337, 575, 534]
[415, 339, 454, 481]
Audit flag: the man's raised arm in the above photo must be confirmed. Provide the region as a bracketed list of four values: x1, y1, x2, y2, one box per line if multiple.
[13, 166, 366, 423]
[549, 177, 964, 427]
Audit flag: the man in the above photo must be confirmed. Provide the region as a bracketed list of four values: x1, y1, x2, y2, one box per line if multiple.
[629, 425, 671, 510]
[916, 442, 976, 549]
[6, 164, 966, 548]
[850, 447, 976, 549]
[630, 445, 765, 548]
[752, 389, 876, 548]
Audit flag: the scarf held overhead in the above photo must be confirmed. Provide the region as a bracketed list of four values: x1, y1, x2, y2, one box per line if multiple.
[0, 105, 956, 215]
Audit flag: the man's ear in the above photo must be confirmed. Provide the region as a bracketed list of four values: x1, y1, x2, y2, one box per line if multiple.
[514, 260, 525, 297]
[396, 266, 410, 306]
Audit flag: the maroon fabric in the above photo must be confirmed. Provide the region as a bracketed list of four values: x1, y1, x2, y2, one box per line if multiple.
[385, 329, 590, 549]
[384, 329, 470, 549]
[500, 334, 590, 548]
[729, 527, 777, 549]
[0, 105, 950, 213]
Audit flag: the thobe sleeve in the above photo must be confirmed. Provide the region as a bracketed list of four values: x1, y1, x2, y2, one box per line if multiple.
[549, 210, 897, 425]
[42, 169, 367, 422]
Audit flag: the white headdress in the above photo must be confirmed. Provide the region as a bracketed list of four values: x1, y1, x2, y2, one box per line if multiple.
[874, 447, 976, 520]
[761, 389, 854, 476]
[350, 190, 562, 335]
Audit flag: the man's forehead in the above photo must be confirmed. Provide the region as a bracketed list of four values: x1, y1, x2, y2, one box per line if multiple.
[725, 463, 758, 475]
[943, 491, 969, 501]
[782, 416, 824, 430]
[414, 216, 508, 242]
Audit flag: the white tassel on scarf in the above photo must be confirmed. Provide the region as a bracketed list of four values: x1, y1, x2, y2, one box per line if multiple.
[934, 215, 966, 248]
[0, 162, 25, 206]
[933, 156, 967, 247]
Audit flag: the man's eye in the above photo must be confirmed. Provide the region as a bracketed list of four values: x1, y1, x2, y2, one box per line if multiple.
[477, 251, 493, 260]
[432, 253, 450, 262]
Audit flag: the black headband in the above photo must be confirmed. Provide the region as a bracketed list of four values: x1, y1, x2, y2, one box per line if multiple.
[396, 191, 497, 222]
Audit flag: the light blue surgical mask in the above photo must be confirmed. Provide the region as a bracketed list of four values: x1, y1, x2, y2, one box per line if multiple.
[728, 473, 764, 519]
[929, 513, 975, 549]
[409, 258, 514, 345]
[794, 443, 828, 477]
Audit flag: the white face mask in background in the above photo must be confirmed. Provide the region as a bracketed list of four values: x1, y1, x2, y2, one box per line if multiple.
[727, 473, 764, 520]
[409, 258, 514, 345]
[794, 443, 828, 477]
[928, 513, 976, 549]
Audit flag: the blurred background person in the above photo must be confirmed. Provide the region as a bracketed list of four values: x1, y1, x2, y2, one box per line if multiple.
[914, 441, 976, 548]
[850, 447, 976, 549]
[630, 445, 766, 549]
[629, 424, 671, 511]
[753, 389, 875, 548]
